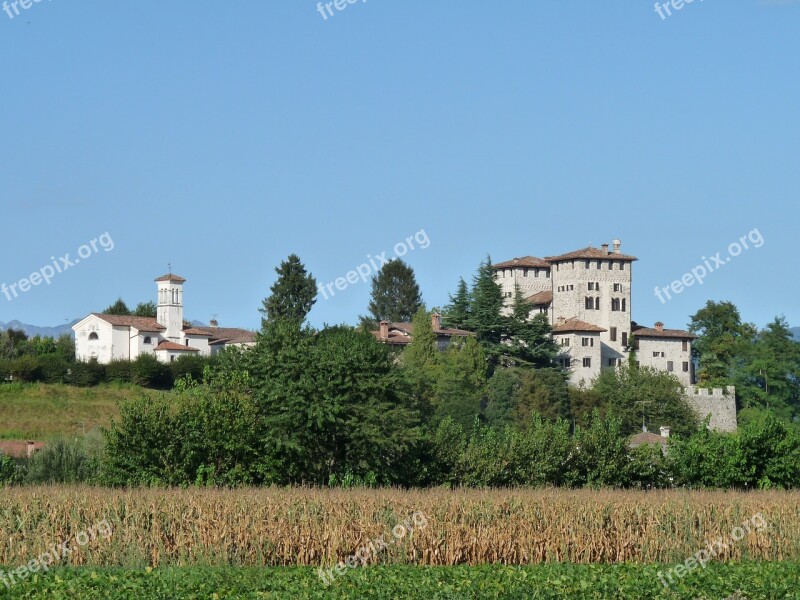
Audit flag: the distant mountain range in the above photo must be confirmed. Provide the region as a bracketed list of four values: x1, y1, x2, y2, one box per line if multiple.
[0, 318, 208, 339]
[793, 328, 800, 341]
[0, 320, 79, 338]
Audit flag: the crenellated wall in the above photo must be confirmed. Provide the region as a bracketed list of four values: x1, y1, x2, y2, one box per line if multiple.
[684, 385, 737, 432]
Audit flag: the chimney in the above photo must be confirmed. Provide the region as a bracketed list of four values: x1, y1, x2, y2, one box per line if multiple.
[26, 440, 36, 458]
[655, 321, 664, 332]
[431, 313, 441, 331]
[613, 239, 621, 254]
[379, 320, 389, 339]
[601, 243, 609, 255]
[660, 426, 671, 438]
[210, 319, 218, 328]
[556, 316, 566, 325]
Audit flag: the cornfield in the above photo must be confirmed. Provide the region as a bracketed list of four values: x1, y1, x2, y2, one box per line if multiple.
[0, 486, 798, 568]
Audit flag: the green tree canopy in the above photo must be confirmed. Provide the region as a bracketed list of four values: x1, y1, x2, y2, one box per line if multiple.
[366, 259, 423, 325]
[260, 254, 317, 328]
[103, 298, 131, 315]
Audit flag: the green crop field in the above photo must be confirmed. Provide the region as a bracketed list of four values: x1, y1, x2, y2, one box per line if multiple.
[0, 563, 797, 599]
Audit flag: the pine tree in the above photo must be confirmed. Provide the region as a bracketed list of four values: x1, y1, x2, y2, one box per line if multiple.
[401, 308, 441, 416]
[444, 277, 471, 329]
[367, 259, 423, 324]
[260, 254, 317, 328]
[133, 301, 157, 318]
[506, 285, 558, 368]
[433, 336, 487, 430]
[466, 256, 506, 363]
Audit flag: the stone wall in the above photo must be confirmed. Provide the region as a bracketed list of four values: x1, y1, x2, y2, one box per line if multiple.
[684, 385, 738, 432]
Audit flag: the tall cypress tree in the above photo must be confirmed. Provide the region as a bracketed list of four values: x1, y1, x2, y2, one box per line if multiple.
[260, 254, 317, 328]
[507, 284, 557, 368]
[367, 259, 423, 324]
[466, 256, 506, 361]
[444, 277, 471, 329]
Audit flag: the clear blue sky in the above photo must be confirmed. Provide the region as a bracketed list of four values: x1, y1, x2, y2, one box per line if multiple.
[1, 1, 797, 332]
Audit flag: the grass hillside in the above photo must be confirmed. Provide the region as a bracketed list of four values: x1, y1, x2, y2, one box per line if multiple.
[0, 383, 170, 440]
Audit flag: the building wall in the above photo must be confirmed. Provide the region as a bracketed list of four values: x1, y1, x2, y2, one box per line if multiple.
[550, 258, 632, 368]
[74, 317, 114, 363]
[685, 386, 737, 432]
[183, 335, 211, 355]
[495, 267, 552, 315]
[637, 337, 694, 386]
[555, 331, 602, 386]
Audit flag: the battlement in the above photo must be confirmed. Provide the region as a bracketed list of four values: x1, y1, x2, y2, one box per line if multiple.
[685, 385, 736, 398]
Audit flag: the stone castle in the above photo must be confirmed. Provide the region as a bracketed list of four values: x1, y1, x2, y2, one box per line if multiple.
[493, 240, 737, 432]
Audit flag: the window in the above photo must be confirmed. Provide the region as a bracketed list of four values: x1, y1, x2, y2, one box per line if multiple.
[523, 268, 529, 277]
[143, 336, 152, 345]
[613, 283, 621, 292]
[583, 357, 592, 368]
[683, 361, 690, 372]
[582, 337, 594, 347]
[596, 260, 602, 270]
[621, 262, 626, 271]
[608, 358, 618, 367]
[558, 357, 572, 368]
[682, 340, 689, 352]
[170, 356, 176, 362]
[585, 260, 590, 269]
[636, 361, 640, 368]
[186, 340, 190, 346]
[622, 298, 627, 312]
[546, 270, 550, 278]
[610, 327, 617, 342]
[596, 296, 600, 308]
[588, 282, 595, 291]
[622, 332, 628, 347]
[88, 332, 99, 341]
[585, 297, 594, 309]
[561, 337, 570, 347]
[652, 351, 660, 358]
[611, 298, 620, 311]
[667, 361, 674, 372]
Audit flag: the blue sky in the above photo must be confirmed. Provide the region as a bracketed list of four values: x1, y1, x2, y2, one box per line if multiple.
[0, 1, 798, 332]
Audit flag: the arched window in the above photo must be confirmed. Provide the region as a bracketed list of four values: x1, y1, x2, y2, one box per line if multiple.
[88, 332, 99, 341]
[143, 336, 152, 345]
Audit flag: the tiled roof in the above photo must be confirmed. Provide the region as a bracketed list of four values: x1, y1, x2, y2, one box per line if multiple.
[629, 432, 668, 449]
[370, 330, 413, 346]
[155, 274, 187, 283]
[190, 327, 257, 345]
[493, 256, 551, 269]
[0, 440, 45, 458]
[552, 318, 607, 333]
[632, 324, 697, 339]
[372, 322, 473, 346]
[92, 314, 165, 331]
[546, 246, 638, 262]
[182, 328, 214, 336]
[525, 290, 553, 305]
[153, 341, 200, 352]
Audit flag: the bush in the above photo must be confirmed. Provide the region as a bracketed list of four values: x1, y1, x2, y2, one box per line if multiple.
[9, 355, 41, 382]
[66, 359, 106, 386]
[25, 434, 102, 484]
[37, 354, 70, 384]
[105, 359, 133, 384]
[0, 452, 21, 486]
[131, 354, 173, 389]
[170, 354, 213, 383]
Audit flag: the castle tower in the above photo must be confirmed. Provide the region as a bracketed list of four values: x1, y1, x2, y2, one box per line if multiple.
[155, 273, 186, 342]
[546, 240, 637, 368]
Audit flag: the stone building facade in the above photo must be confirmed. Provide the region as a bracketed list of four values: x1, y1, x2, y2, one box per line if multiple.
[494, 240, 735, 430]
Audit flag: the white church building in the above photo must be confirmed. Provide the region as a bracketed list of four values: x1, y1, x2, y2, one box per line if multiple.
[72, 273, 256, 364]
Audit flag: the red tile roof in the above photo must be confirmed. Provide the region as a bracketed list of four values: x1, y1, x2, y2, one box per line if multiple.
[493, 256, 551, 269]
[155, 274, 187, 283]
[525, 290, 553, 305]
[372, 322, 473, 345]
[92, 314, 165, 331]
[629, 432, 668, 449]
[190, 327, 257, 345]
[632, 324, 697, 340]
[0, 440, 44, 458]
[552, 318, 607, 333]
[546, 246, 638, 262]
[182, 328, 214, 336]
[153, 341, 200, 352]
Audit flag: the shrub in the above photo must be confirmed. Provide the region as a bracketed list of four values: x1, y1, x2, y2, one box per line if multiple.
[131, 354, 173, 389]
[105, 359, 133, 384]
[66, 359, 106, 387]
[37, 354, 70, 384]
[0, 452, 21, 486]
[25, 434, 102, 485]
[9, 355, 41, 382]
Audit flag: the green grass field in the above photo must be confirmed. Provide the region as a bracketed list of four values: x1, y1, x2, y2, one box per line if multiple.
[0, 383, 164, 440]
[0, 563, 797, 599]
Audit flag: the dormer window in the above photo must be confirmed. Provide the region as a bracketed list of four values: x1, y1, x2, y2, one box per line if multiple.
[143, 336, 152, 345]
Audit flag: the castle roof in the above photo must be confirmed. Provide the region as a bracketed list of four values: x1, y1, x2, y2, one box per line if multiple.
[545, 246, 637, 262]
[524, 290, 553, 305]
[91, 313, 165, 331]
[552, 318, 607, 333]
[493, 256, 551, 269]
[632, 323, 697, 339]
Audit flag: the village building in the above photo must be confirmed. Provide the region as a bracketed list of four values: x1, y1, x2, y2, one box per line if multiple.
[72, 274, 256, 364]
